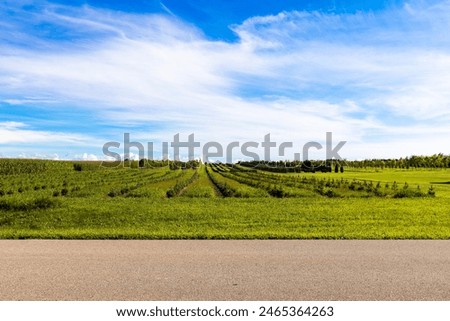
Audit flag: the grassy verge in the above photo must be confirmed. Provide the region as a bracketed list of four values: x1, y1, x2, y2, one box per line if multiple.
[1, 197, 449, 239]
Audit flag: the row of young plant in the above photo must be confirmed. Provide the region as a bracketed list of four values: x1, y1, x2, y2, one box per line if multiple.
[179, 165, 220, 198]
[216, 166, 305, 198]
[0, 174, 81, 198]
[0, 164, 172, 199]
[166, 170, 200, 198]
[206, 164, 268, 197]
[220, 164, 435, 198]
[107, 168, 185, 197]
[0, 166, 147, 198]
[221, 164, 322, 196]
[0, 165, 197, 200]
[0, 159, 73, 175]
[205, 164, 241, 197]
[0, 160, 437, 201]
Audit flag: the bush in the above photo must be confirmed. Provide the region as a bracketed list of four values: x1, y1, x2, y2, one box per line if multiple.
[268, 186, 286, 198]
[393, 188, 426, 198]
[166, 189, 176, 198]
[108, 189, 118, 197]
[324, 188, 336, 197]
[374, 188, 386, 197]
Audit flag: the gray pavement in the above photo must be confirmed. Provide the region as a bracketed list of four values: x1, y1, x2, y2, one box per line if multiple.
[0, 240, 449, 300]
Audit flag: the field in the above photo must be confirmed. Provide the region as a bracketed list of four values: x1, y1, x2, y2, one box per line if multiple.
[0, 159, 449, 239]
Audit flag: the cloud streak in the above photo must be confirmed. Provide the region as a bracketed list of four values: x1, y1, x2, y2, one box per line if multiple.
[0, 1, 449, 159]
[0, 121, 101, 145]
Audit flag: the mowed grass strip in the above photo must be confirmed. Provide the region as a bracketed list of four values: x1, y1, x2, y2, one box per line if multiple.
[0, 197, 449, 239]
[180, 165, 221, 197]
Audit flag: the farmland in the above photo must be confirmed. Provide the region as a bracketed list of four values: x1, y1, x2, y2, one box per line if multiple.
[0, 158, 449, 239]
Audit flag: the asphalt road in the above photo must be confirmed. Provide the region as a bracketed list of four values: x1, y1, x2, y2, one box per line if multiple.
[0, 240, 449, 301]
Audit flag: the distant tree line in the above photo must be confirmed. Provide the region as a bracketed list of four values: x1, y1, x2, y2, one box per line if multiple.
[345, 154, 450, 169]
[238, 154, 449, 172]
[110, 159, 200, 169]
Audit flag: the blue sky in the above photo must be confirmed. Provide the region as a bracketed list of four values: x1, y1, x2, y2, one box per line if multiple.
[0, 0, 449, 161]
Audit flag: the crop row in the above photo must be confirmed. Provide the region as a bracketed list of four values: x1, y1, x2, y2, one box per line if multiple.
[166, 170, 200, 198]
[180, 165, 220, 198]
[0, 160, 437, 200]
[217, 164, 435, 198]
[206, 164, 268, 197]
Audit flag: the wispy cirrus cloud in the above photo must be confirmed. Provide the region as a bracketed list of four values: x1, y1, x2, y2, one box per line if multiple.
[0, 121, 99, 146]
[0, 1, 449, 159]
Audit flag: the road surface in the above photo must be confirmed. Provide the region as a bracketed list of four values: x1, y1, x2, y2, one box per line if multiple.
[0, 240, 449, 300]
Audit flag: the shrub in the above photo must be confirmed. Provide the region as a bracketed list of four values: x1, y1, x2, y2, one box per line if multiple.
[108, 190, 118, 197]
[374, 188, 386, 197]
[324, 188, 336, 198]
[391, 181, 398, 191]
[268, 186, 286, 198]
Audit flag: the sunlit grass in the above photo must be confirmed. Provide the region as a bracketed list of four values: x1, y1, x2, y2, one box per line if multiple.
[0, 160, 449, 239]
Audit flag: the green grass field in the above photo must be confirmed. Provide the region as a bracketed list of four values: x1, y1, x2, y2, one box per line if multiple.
[0, 159, 449, 239]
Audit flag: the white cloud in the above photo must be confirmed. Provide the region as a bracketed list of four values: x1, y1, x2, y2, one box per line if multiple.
[81, 153, 98, 161]
[0, 121, 100, 145]
[0, 1, 449, 159]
